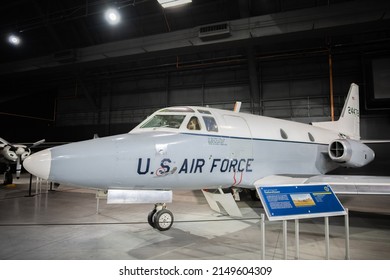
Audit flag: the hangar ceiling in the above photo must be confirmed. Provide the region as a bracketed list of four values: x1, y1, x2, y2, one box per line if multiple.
[1, 0, 389, 79]
[0, 0, 361, 62]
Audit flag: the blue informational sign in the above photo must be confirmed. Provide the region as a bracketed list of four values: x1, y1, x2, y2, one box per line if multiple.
[257, 184, 346, 221]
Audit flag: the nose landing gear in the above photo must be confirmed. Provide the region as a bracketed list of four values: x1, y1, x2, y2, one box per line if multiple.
[147, 203, 174, 231]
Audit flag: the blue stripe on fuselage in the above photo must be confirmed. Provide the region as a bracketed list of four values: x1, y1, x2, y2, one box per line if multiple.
[181, 132, 328, 146]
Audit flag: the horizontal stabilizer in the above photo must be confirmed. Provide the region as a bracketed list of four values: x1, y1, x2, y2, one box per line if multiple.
[361, 139, 390, 144]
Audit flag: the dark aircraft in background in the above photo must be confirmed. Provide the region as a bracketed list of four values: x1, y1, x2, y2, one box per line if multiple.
[0, 137, 44, 185]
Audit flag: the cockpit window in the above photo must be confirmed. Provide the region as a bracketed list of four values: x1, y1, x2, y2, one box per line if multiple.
[141, 115, 186, 129]
[197, 109, 211, 115]
[187, 117, 201, 130]
[203, 116, 218, 132]
[159, 107, 195, 113]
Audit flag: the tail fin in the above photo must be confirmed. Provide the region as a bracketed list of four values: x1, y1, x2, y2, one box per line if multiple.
[312, 83, 360, 140]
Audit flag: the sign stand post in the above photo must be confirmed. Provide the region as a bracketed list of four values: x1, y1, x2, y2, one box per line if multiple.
[345, 208, 350, 260]
[260, 213, 265, 260]
[295, 219, 299, 260]
[325, 216, 330, 259]
[283, 220, 288, 259]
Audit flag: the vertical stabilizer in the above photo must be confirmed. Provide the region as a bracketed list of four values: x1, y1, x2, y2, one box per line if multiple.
[312, 83, 360, 139]
[338, 83, 360, 139]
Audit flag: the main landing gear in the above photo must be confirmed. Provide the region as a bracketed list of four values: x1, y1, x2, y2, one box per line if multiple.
[147, 203, 174, 231]
[3, 167, 13, 185]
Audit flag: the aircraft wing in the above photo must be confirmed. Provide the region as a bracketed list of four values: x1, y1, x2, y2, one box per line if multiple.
[361, 140, 390, 144]
[254, 174, 390, 195]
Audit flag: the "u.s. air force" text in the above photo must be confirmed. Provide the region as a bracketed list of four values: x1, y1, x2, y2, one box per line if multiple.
[137, 158, 254, 175]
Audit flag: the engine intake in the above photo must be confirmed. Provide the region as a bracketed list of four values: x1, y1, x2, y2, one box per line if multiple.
[328, 139, 375, 168]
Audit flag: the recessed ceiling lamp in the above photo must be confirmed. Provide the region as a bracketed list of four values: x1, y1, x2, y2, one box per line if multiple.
[7, 34, 21, 46]
[104, 8, 121, 25]
[157, 0, 192, 8]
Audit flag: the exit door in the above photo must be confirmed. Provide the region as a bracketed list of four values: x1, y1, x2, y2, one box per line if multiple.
[223, 115, 253, 158]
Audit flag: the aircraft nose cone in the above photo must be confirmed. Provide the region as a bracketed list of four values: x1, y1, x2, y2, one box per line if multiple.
[23, 149, 52, 180]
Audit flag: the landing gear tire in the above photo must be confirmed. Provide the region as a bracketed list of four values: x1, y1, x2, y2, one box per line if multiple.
[147, 209, 157, 228]
[154, 209, 174, 231]
[147, 203, 174, 231]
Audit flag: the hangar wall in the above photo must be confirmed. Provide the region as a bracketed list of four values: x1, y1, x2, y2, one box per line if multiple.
[54, 50, 363, 136]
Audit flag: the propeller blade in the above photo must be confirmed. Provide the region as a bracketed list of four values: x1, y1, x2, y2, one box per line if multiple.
[0, 137, 16, 149]
[0, 137, 10, 145]
[29, 139, 45, 149]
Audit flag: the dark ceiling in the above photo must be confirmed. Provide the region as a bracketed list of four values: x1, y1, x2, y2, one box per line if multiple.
[0, 0, 354, 64]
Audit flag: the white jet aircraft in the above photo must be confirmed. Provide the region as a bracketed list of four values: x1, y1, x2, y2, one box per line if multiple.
[24, 83, 384, 230]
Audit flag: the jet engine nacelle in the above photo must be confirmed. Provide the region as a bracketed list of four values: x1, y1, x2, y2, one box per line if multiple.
[328, 139, 375, 168]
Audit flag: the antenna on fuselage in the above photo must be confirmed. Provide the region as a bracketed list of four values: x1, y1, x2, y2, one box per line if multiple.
[233, 101, 242, 112]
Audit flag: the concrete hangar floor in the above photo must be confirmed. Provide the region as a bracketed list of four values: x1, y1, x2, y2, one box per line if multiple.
[0, 174, 389, 260]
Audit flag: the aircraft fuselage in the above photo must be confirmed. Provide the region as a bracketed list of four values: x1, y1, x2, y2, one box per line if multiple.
[26, 107, 340, 190]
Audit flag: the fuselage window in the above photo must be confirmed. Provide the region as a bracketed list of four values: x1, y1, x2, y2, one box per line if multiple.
[141, 114, 185, 129]
[187, 116, 201, 130]
[308, 132, 315, 142]
[280, 128, 288, 139]
[203, 116, 218, 132]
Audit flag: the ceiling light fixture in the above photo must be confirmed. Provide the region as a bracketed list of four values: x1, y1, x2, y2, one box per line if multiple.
[157, 0, 192, 9]
[104, 8, 121, 25]
[7, 34, 21, 46]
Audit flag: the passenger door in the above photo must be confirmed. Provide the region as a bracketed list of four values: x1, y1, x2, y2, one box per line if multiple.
[223, 115, 252, 158]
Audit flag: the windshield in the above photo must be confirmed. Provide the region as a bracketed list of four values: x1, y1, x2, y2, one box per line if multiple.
[140, 114, 186, 129]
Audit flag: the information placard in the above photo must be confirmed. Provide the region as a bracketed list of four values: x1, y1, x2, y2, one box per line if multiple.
[257, 184, 346, 221]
